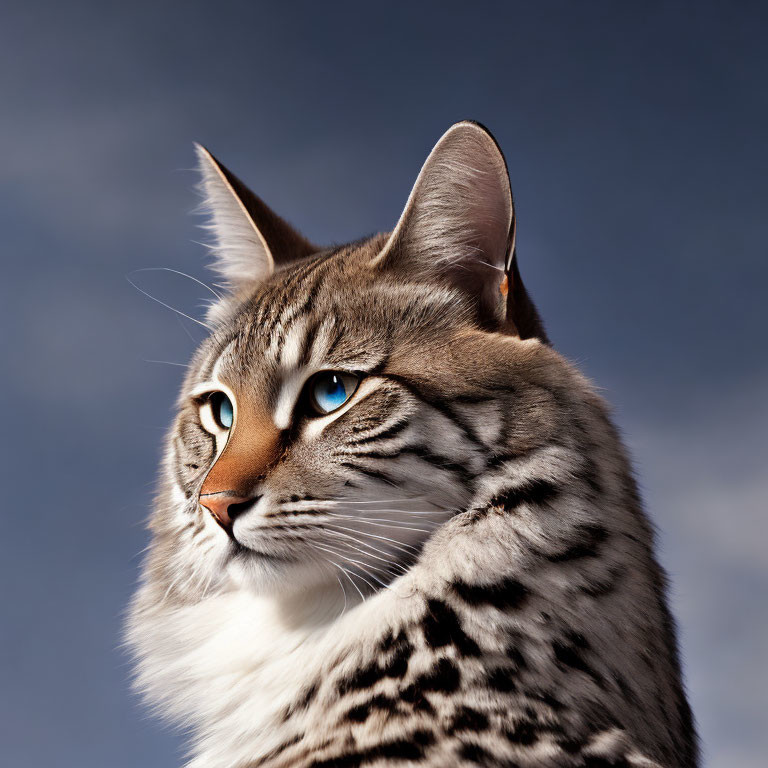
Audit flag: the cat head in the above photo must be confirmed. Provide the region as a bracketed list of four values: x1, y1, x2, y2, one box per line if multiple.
[154, 121, 549, 601]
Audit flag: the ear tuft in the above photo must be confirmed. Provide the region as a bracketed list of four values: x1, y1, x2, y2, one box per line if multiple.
[194, 145, 315, 294]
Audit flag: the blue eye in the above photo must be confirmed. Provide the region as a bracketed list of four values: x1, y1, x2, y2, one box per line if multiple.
[308, 372, 359, 415]
[210, 392, 234, 429]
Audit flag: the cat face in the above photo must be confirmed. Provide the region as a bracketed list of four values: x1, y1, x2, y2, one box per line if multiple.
[159, 122, 547, 599]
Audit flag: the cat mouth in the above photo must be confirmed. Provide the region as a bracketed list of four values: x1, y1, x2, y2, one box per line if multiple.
[228, 537, 295, 563]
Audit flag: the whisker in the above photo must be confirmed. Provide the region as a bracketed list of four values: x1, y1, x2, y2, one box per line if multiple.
[126, 273, 213, 330]
[320, 545, 409, 589]
[335, 573, 348, 615]
[176, 314, 201, 344]
[330, 504, 448, 518]
[338, 566, 366, 603]
[474, 258, 505, 273]
[316, 541, 400, 585]
[326, 506, 445, 518]
[321, 522, 423, 553]
[143, 359, 190, 368]
[315, 553, 349, 614]
[313, 546, 369, 600]
[131, 267, 224, 300]
[334, 564, 365, 603]
[321, 529, 411, 573]
[328, 497, 437, 507]
[323, 531, 419, 565]
[321, 527, 423, 565]
[325, 513, 439, 533]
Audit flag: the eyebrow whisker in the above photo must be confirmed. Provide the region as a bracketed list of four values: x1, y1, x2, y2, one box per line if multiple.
[127, 273, 213, 330]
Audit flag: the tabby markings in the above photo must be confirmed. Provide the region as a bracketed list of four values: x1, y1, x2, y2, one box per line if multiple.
[422, 599, 481, 657]
[489, 478, 559, 511]
[450, 577, 529, 612]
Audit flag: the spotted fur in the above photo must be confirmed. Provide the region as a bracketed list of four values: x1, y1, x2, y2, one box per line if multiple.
[127, 122, 697, 767]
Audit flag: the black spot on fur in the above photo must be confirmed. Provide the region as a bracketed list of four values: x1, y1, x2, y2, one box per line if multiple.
[449, 705, 489, 734]
[371, 737, 426, 761]
[344, 704, 369, 724]
[297, 682, 317, 708]
[280, 681, 318, 721]
[505, 719, 537, 746]
[568, 631, 589, 648]
[422, 599, 481, 656]
[419, 657, 461, 693]
[337, 638, 413, 696]
[523, 706, 537, 721]
[377, 629, 406, 652]
[412, 729, 435, 746]
[458, 742, 492, 764]
[552, 632, 605, 688]
[556, 736, 585, 754]
[490, 479, 559, 511]
[308, 731, 436, 768]
[337, 664, 383, 695]
[344, 694, 394, 723]
[381, 642, 411, 679]
[582, 758, 631, 768]
[337, 663, 381, 695]
[529, 689, 563, 711]
[487, 666, 517, 693]
[451, 577, 529, 611]
[547, 524, 609, 562]
[402, 658, 461, 704]
[505, 645, 527, 670]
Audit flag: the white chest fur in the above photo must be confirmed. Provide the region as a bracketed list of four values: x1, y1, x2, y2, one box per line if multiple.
[134, 589, 327, 766]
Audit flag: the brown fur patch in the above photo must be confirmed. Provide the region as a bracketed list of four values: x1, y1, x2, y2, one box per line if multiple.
[201, 394, 282, 495]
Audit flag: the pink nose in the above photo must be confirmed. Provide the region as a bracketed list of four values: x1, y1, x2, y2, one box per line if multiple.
[199, 493, 256, 534]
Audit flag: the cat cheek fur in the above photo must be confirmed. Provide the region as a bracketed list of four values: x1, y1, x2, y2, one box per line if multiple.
[127, 121, 697, 768]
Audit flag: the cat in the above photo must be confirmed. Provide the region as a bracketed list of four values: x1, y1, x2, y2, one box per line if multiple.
[127, 121, 698, 768]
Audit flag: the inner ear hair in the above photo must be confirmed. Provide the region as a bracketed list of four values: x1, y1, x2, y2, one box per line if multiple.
[373, 121, 545, 338]
[195, 144, 316, 292]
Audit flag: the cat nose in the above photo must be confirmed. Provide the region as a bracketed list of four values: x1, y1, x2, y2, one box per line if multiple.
[200, 492, 259, 534]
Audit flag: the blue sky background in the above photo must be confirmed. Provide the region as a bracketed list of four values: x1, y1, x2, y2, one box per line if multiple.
[1, 2, 766, 765]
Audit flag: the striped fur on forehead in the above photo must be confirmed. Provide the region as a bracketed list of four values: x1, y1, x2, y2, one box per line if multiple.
[186, 237, 477, 402]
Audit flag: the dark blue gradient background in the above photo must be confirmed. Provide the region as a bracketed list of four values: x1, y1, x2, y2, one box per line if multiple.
[1, 2, 765, 765]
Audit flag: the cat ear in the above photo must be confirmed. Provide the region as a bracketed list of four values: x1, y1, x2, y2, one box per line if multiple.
[194, 144, 316, 292]
[374, 121, 545, 339]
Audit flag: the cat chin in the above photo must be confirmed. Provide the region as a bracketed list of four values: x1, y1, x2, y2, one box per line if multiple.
[225, 548, 333, 597]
